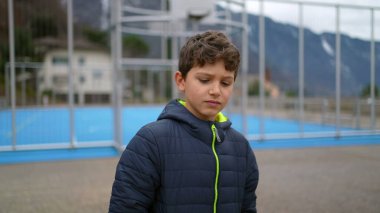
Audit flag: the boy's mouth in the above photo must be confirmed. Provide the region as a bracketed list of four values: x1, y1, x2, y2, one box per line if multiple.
[205, 100, 221, 106]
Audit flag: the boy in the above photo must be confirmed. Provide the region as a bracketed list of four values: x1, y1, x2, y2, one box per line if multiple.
[109, 31, 259, 213]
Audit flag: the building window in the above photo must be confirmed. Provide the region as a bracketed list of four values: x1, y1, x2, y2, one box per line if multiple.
[78, 57, 85, 66]
[92, 69, 103, 79]
[52, 56, 68, 65]
[52, 75, 68, 86]
[79, 75, 86, 83]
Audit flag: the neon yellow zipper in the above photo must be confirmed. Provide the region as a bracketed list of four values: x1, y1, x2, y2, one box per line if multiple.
[211, 124, 220, 213]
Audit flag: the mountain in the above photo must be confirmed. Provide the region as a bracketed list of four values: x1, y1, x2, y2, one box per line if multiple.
[244, 14, 380, 97]
[77, 1, 380, 97]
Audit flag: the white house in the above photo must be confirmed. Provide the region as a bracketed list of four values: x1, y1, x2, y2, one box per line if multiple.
[38, 49, 113, 105]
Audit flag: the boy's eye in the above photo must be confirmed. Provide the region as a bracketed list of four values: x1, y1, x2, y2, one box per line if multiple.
[221, 81, 232, 87]
[199, 79, 209, 83]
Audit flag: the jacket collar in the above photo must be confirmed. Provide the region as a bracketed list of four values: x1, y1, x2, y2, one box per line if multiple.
[157, 99, 231, 144]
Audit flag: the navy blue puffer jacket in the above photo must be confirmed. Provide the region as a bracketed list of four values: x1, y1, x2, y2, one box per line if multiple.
[109, 99, 259, 213]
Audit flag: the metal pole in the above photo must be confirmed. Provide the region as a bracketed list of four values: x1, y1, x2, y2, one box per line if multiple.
[67, 0, 76, 147]
[36, 68, 39, 105]
[112, 0, 123, 151]
[147, 70, 154, 103]
[335, 5, 341, 137]
[117, 0, 124, 150]
[161, 0, 168, 102]
[226, 0, 232, 35]
[321, 98, 328, 125]
[8, 0, 16, 150]
[224, 1, 233, 117]
[134, 70, 141, 102]
[355, 98, 361, 129]
[5, 64, 9, 107]
[161, 0, 168, 60]
[370, 8, 376, 130]
[137, 71, 141, 101]
[21, 65, 25, 106]
[159, 70, 165, 101]
[171, 24, 179, 99]
[298, 3, 305, 136]
[241, 0, 249, 136]
[259, 0, 266, 140]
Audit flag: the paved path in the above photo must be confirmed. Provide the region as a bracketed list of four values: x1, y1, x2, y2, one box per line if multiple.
[1, 145, 379, 213]
[256, 145, 380, 213]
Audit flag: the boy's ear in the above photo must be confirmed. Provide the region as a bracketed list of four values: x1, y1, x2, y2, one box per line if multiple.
[175, 71, 185, 92]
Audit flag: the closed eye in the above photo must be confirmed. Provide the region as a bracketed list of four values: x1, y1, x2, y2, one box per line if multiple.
[221, 81, 232, 87]
[199, 79, 209, 84]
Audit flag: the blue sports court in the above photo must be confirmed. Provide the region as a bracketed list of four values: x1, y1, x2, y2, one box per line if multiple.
[1, 106, 379, 164]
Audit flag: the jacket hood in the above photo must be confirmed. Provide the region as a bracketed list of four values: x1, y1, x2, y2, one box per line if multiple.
[157, 99, 232, 143]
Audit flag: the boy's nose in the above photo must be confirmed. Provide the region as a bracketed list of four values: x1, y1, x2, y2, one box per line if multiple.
[209, 83, 221, 96]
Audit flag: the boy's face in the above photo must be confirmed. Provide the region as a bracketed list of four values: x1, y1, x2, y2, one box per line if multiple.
[175, 60, 235, 121]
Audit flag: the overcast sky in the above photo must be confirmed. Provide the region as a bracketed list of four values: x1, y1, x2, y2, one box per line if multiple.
[222, 0, 380, 41]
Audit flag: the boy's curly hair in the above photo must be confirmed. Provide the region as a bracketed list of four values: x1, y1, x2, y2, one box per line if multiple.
[178, 31, 240, 79]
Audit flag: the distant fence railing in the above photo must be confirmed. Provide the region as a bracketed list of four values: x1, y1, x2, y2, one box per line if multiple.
[1, 0, 379, 152]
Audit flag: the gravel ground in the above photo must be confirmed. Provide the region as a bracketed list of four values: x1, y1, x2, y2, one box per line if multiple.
[1, 145, 379, 213]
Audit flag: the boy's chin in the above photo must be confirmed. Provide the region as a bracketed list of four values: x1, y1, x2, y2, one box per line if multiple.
[200, 112, 220, 121]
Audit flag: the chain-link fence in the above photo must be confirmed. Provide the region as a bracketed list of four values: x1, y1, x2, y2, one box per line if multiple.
[1, 0, 379, 151]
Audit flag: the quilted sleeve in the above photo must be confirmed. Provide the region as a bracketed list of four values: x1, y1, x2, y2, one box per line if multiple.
[109, 126, 160, 213]
[242, 146, 259, 213]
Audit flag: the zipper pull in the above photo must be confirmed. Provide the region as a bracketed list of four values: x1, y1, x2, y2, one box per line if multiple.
[214, 126, 222, 143]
